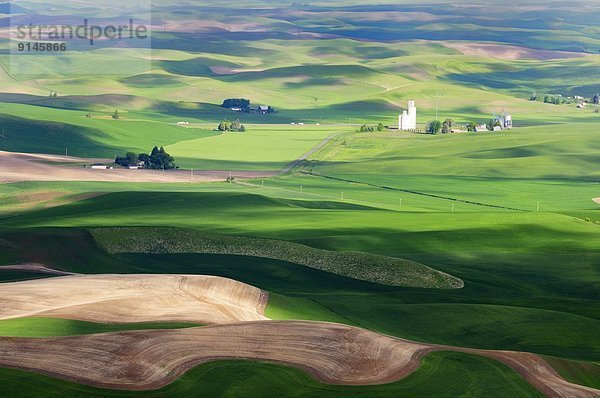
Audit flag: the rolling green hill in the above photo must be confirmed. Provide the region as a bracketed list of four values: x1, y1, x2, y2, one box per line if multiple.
[0, 0, 599, 395]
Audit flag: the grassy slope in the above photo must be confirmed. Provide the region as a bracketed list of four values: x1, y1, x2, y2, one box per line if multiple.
[543, 356, 600, 389]
[1, 38, 599, 164]
[165, 125, 338, 170]
[309, 124, 600, 181]
[0, 352, 543, 398]
[0, 103, 216, 157]
[0, 220, 597, 361]
[90, 226, 463, 288]
[0, 317, 199, 338]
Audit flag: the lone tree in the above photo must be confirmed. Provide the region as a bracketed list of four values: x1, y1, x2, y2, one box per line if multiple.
[377, 122, 385, 132]
[442, 118, 454, 134]
[594, 93, 600, 105]
[466, 122, 478, 132]
[112, 109, 120, 119]
[426, 120, 442, 135]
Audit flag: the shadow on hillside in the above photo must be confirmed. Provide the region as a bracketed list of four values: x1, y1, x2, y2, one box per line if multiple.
[0, 114, 116, 157]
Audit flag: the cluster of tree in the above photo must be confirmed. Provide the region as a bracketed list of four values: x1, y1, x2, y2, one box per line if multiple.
[115, 146, 176, 169]
[218, 119, 246, 132]
[359, 123, 386, 132]
[427, 119, 503, 134]
[530, 93, 600, 105]
[114, 152, 139, 167]
[220, 99, 275, 114]
[529, 93, 567, 104]
[487, 119, 502, 131]
[466, 122, 478, 132]
[545, 95, 566, 105]
[221, 98, 250, 110]
[426, 119, 454, 134]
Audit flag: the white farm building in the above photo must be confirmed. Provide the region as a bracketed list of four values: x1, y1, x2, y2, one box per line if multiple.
[399, 101, 417, 131]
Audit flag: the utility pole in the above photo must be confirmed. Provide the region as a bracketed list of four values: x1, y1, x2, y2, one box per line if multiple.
[300, 186, 303, 193]
[65, 148, 68, 157]
[451, 203, 455, 213]
[341, 192, 344, 200]
[190, 168, 194, 181]
[537, 202, 540, 212]
[261, 180, 264, 188]
[399, 198, 402, 207]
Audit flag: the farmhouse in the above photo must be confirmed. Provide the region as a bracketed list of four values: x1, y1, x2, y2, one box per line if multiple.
[258, 106, 269, 114]
[399, 101, 417, 131]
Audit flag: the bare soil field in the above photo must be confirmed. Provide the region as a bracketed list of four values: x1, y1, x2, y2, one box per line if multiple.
[461, 349, 600, 398]
[0, 320, 597, 397]
[443, 42, 584, 60]
[0, 151, 276, 183]
[0, 321, 433, 390]
[593, 197, 600, 205]
[0, 274, 268, 324]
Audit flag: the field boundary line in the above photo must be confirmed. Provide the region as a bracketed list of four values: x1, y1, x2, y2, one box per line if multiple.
[234, 180, 397, 210]
[302, 172, 530, 212]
